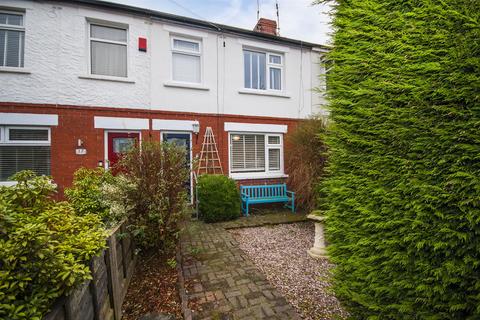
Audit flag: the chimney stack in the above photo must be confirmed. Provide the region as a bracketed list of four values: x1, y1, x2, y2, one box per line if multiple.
[253, 18, 277, 36]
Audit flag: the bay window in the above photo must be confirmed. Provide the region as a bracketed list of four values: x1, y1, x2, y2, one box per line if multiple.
[244, 49, 283, 91]
[171, 37, 201, 83]
[0, 126, 51, 182]
[230, 133, 283, 177]
[0, 11, 25, 68]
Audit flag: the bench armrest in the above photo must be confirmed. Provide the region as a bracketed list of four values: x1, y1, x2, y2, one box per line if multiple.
[241, 192, 250, 200]
[286, 190, 295, 196]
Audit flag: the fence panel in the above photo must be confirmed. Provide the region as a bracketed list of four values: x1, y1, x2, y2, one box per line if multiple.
[44, 220, 136, 320]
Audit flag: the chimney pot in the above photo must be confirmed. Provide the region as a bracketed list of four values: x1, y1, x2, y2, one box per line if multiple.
[254, 18, 277, 36]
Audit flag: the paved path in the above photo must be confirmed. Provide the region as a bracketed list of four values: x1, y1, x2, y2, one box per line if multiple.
[179, 212, 307, 319]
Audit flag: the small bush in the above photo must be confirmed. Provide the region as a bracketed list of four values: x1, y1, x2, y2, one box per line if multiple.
[115, 141, 189, 252]
[65, 168, 115, 222]
[0, 171, 106, 319]
[286, 117, 328, 211]
[197, 174, 240, 223]
[101, 174, 136, 226]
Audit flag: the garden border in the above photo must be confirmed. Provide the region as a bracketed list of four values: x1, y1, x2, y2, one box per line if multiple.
[176, 246, 192, 320]
[43, 220, 136, 320]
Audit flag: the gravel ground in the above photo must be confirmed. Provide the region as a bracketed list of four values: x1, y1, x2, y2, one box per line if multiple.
[230, 222, 347, 320]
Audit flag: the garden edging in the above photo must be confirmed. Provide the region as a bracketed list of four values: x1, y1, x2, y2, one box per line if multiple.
[43, 220, 136, 320]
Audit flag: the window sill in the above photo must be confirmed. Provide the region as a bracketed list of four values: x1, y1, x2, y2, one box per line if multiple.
[79, 74, 135, 83]
[0, 181, 17, 187]
[164, 81, 210, 91]
[230, 173, 288, 180]
[238, 89, 291, 98]
[0, 67, 31, 74]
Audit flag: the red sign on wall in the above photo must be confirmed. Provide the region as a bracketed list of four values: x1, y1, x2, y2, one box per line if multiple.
[138, 37, 147, 52]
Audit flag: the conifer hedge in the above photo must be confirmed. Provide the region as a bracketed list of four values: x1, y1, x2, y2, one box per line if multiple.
[318, 0, 480, 318]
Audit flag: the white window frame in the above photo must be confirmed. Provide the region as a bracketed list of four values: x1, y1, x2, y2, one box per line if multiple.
[266, 134, 282, 172]
[228, 132, 285, 180]
[0, 125, 51, 185]
[243, 48, 284, 92]
[0, 9, 25, 69]
[87, 20, 129, 78]
[267, 53, 283, 91]
[3, 126, 51, 145]
[170, 36, 203, 84]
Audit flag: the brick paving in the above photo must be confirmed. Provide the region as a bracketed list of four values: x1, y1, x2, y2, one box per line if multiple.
[179, 212, 307, 319]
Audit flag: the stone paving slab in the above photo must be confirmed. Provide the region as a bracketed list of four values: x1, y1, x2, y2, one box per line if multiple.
[179, 213, 304, 319]
[218, 211, 308, 230]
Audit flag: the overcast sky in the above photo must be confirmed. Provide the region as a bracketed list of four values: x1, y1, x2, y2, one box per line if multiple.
[108, 0, 333, 45]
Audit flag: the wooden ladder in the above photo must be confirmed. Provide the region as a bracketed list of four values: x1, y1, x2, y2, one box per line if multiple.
[197, 126, 224, 175]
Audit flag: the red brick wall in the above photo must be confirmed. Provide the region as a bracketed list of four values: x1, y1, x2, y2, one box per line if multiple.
[0, 102, 300, 195]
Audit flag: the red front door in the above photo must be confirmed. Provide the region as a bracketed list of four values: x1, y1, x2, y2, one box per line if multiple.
[107, 132, 140, 169]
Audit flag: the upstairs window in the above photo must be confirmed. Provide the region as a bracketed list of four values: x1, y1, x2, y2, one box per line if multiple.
[268, 54, 282, 90]
[171, 37, 201, 83]
[0, 126, 51, 182]
[244, 50, 283, 91]
[0, 11, 25, 68]
[89, 23, 127, 77]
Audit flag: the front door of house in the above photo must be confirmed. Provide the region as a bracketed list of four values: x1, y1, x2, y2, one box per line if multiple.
[162, 132, 192, 198]
[107, 132, 139, 170]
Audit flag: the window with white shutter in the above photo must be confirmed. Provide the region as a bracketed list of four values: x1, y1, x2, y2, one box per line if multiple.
[171, 37, 202, 83]
[89, 23, 128, 77]
[0, 126, 51, 181]
[0, 11, 25, 68]
[230, 133, 283, 176]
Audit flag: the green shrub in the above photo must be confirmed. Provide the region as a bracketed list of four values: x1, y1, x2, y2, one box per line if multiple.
[65, 168, 115, 222]
[317, 0, 480, 318]
[286, 117, 328, 211]
[197, 174, 240, 223]
[0, 171, 107, 319]
[101, 174, 136, 227]
[114, 141, 189, 252]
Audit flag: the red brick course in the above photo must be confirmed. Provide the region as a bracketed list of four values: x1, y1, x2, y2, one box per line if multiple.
[0, 102, 300, 195]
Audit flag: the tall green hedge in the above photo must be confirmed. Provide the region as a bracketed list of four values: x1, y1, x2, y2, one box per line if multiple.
[318, 0, 480, 318]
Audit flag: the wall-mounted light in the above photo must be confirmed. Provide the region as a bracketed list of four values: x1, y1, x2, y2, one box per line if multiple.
[98, 160, 103, 168]
[232, 135, 241, 141]
[192, 121, 200, 135]
[76, 138, 87, 155]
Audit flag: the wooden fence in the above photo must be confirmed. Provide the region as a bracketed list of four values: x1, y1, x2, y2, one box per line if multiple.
[44, 221, 136, 320]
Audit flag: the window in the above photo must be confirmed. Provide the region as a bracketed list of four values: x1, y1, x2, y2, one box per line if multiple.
[0, 126, 51, 181]
[268, 54, 282, 90]
[0, 11, 25, 68]
[230, 133, 283, 175]
[89, 23, 127, 77]
[244, 50, 283, 91]
[171, 37, 201, 83]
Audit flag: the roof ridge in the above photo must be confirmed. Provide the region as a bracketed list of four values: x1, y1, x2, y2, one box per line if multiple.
[50, 0, 330, 50]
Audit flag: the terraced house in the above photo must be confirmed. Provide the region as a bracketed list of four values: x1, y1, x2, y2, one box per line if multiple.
[0, 0, 328, 194]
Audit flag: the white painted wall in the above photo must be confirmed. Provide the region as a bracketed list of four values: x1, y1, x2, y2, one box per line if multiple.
[0, 0, 327, 119]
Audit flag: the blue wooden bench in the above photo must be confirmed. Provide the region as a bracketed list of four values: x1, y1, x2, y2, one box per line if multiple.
[240, 184, 295, 216]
